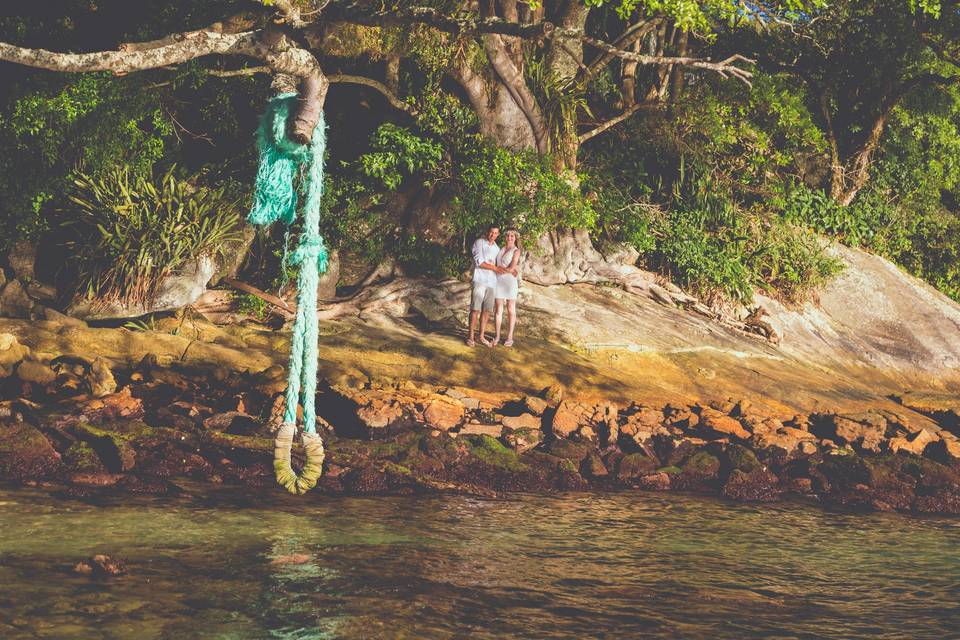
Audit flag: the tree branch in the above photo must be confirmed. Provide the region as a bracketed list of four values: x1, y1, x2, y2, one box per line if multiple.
[324, 5, 557, 38]
[578, 102, 657, 143]
[582, 37, 755, 85]
[328, 73, 417, 115]
[0, 30, 261, 74]
[581, 18, 659, 81]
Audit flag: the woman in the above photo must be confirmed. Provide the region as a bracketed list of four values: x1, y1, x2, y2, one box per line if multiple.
[493, 228, 521, 347]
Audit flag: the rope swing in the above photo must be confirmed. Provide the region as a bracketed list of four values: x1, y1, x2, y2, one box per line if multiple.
[248, 93, 328, 495]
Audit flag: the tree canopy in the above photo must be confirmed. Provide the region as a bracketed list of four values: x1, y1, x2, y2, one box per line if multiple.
[0, 0, 958, 305]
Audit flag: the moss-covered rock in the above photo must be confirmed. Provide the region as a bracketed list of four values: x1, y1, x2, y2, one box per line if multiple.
[0, 424, 61, 480]
[62, 441, 106, 474]
[463, 434, 527, 472]
[616, 453, 658, 483]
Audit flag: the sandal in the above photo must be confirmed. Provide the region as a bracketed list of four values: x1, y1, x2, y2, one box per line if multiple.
[503, 339, 514, 347]
[480, 336, 493, 347]
[491, 336, 501, 347]
[466, 338, 476, 347]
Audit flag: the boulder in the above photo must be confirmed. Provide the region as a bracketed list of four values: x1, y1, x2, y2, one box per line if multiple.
[0, 279, 35, 318]
[459, 422, 503, 438]
[889, 428, 939, 456]
[86, 357, 117, 398]
[699, 410, 750, 440]
[0, 333, 29, 377]
[581, 452, 608, 478]
[616, 452, 658, 483]
[72, 422, 137, 473]
[423, 397, 465, 431]
[0, 424, 62, 480]
[503, 427, 542, 453]
[524, 395, 549, 416]
[543, 383, 564, 406]
[833, 417, 885, 452]
[550, 401, 582, 438]
[68, 255, 216, 320]
[501, 413, 541, 430]
[15, 360, 57, 385]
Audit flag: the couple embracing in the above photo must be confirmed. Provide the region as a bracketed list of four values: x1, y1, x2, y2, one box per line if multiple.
[467, 225, 522, 348]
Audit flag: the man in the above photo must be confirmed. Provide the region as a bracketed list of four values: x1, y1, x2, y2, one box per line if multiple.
[467, 225, 503, 347]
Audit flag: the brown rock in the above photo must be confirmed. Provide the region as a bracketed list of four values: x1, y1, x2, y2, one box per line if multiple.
[423, 398, 465, 431]
[665, 405, 699, 429]
[15, 360, 56, 385]
[889, 428, 940, 456]
[581, 452, 608, 478]
[551, 401, 582, 438]
[356, 401, 403, 430]
[501, 413, 541, 431]
[86, 357, 117, 398]
[0, 332, 29, 377]
[832, 417, 884, 452]
[459, 422, 503, 438]
[621, 407, 665, 436]
[83, 386, 143, 419]
[699, 412, 750, 440]
[0, 279, 34, 318]
[524, 396, 549, 416]
[0, 424, 61, 480]
[503, 427, 542, 453]
[753, 431, 800, 453]
[798, 441, 818, 455]
[780, 426, 816, 441]
[543, 383, 564, 406]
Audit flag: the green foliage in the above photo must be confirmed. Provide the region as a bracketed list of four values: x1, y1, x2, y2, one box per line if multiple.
[453, 144, 596, 242]
[236, 292, 269, 320]
[64, 166, 243, 305]
[525, 54, 589, 152]
[359, 123, 444, 190]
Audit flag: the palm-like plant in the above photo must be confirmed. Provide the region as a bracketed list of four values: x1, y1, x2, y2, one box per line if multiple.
[65, 166, 242, 306]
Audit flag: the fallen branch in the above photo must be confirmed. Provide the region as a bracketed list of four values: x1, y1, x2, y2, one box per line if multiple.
[221, 277, 295, 314]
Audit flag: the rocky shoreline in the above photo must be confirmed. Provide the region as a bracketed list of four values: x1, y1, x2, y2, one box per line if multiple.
[2, 331, 960, 515]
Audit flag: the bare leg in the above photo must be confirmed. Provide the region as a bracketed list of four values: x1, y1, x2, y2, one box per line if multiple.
[506, 299, 517, 344]
[479, 310, 492, 346]
[467, 310, 479, 345]
[493, 300, 504, 345]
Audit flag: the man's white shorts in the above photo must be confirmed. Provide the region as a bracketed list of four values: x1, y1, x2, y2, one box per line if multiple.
[470, 283, 495, 314]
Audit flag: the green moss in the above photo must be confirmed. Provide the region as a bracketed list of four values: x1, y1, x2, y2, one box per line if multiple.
[383, 461, 412, 476]
[202, 431, 273, 453]
[682, 451, 720, 475]
[725, 444, 762, 473]
[657, 465, 682, 475]
[465, 434, 528, 471]
[63, 441, 105, 473]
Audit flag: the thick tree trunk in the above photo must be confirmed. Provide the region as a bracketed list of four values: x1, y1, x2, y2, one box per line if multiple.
[454, 58, 539, 151]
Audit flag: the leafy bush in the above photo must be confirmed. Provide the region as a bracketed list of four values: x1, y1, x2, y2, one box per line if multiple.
[64, 166, 242, 305]
[453, 143, 596, 243]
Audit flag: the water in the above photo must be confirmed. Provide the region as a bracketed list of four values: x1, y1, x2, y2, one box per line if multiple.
[1, 486, 958, 639]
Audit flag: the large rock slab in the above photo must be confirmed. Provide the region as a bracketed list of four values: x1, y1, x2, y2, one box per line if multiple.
[68, 255, 217, 320]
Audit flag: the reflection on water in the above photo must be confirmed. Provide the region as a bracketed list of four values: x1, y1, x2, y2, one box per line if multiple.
[0, 485, 958, 639]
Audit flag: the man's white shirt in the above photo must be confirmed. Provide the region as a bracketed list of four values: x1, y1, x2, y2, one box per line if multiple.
[471, 237, 500, 288]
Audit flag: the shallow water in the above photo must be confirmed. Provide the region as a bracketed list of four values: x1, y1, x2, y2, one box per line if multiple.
[0, 486, 958, 639]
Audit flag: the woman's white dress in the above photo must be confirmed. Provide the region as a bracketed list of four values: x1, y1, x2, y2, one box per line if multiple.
[496, 246, 519, 300]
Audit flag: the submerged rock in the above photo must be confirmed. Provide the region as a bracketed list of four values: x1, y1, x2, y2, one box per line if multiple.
[74, 554, 127, 577]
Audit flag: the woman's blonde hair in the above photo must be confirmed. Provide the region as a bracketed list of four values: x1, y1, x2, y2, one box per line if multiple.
[504, 227, 522, 251]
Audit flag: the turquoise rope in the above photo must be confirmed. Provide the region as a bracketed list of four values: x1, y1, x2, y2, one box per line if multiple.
[249, 94, 328, 435]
